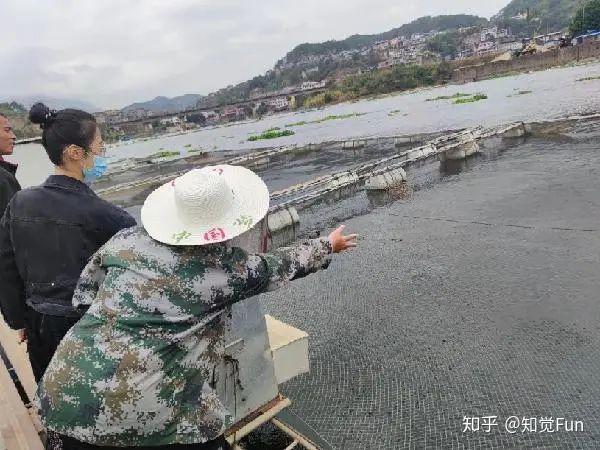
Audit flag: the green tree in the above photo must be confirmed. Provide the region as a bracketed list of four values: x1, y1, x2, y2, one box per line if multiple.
[427, 31, 461, 58]
[570, 0, 600, 36]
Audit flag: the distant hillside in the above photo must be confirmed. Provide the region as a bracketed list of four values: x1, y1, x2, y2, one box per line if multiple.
[0, 102, 26, 116]
[1, 95, 99, 113]
[193, 14, 489, 108]
[122, 94, 204, 113]
[115, 4, 584, 115]
[0, 102, 40, 139]
[282, 15, 488, 64]
[493, 0, 580, 36]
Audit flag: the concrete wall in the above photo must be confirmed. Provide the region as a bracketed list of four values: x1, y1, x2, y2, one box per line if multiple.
[452, 42, 600, 84]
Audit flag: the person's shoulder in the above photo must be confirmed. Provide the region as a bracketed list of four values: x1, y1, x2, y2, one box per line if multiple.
[104, 226, 177, 267]
[92, 196, 136, 227]
[110, 224, 146, 242]
[7, 184, 41, 205]
[0, 165, 19, 186]
[0, 168, 12, 186]
[101, 225, 147, 255]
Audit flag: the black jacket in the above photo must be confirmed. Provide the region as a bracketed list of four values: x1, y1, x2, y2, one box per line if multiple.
[0, 159, 21, 218]
[0, 175, 136, 329]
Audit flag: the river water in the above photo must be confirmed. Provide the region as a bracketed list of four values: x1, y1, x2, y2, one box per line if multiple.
[8, 61, 600, 188]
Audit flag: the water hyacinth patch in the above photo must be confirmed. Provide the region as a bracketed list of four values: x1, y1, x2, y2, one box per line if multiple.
[454, 93, 488, 104]
[426, 93, 472, 102]
[285, 113, 365, 128]
[150, 150, 181, 158]
[576, 76, 600, 82]
[248, 129, 295, 141]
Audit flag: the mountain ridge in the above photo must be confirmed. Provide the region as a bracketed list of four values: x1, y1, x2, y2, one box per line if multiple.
[120, 0, 582, 112]
[280, 14, 488, 65]
[121, 93, 204, 113]
[0, 95, 99, 113]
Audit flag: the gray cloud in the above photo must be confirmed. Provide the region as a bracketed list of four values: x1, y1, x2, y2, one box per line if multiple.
[0, 0, 507, 109]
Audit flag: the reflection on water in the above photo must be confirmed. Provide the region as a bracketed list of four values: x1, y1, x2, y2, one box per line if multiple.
[439, 157, 478, 177]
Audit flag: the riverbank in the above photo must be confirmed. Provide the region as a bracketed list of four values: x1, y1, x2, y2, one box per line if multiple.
[453, 40, 600, 83]
[10, 60, 600, 189]
[123, 42, 600, 144]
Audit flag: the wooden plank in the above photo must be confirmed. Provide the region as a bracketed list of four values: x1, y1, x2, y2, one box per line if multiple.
[271, 418, 319, 450]
[225, 396, 291, 444]
[0, 357, 43, 449]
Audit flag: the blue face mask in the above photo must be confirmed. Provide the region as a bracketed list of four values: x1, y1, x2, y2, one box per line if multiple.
[83, 156, 108, 184]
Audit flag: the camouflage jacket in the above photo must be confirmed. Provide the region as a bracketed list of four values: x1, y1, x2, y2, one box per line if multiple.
[36, 226, 332, 446]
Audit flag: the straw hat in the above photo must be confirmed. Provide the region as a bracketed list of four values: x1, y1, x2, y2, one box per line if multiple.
[141, 165, 269, 246]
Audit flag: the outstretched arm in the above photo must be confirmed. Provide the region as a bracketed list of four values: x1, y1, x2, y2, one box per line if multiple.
[245, 225, 357, 293]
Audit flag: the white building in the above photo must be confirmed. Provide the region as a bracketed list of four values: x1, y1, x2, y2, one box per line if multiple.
[481, 26, 499, 42]
[300, 80, 326, 91]
[498, 40, 522, 52]
[268, 97, 290, 110]
[159, 116, 181, 126]
[534, 31, 565, 45]
[477, 41, 499, 56]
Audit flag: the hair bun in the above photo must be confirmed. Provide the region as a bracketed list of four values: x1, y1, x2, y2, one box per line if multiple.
[29, 102, 57, 129]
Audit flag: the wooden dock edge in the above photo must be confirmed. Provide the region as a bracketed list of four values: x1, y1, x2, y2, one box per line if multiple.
[0, 359, 43, 450]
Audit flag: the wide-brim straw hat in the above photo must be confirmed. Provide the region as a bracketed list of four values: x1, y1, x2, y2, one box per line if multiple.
[141, 165, 269, 246]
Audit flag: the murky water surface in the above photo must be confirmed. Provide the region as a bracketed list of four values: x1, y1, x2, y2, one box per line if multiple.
[9, 62, 600, 188]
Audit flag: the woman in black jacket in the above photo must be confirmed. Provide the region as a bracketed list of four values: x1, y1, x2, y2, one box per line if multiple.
[0, 103, 136, 381]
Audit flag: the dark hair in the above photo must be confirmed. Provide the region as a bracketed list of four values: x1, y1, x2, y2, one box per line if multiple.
[29, 103, 98, 166]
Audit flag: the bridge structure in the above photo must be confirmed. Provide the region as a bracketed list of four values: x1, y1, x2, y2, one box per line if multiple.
[109, 86, 329, 127]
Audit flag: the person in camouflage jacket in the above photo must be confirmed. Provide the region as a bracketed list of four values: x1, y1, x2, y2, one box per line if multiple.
[36, 222, 356, 449]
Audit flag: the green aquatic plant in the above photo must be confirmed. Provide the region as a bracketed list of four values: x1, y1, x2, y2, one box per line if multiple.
[426, 92, 472, 102]
[577, 76, 600, 82]
[286, 120, 308, 127]
[454, 93, 488, 104]
[249, 127, 281, 135]
[388, 109, 409, 117]
[248, 129, 295, 141]
[285, 113, 365, 128]
[150, 150, 181, 158]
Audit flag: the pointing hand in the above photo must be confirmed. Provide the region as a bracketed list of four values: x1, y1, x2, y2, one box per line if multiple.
[328, 225, 358, 253]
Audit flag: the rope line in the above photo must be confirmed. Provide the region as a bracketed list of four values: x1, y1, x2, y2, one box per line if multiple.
[388, 213, 598, 233]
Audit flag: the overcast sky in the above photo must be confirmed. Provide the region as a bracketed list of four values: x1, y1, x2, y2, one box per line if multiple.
[1, 0, 508, 109]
